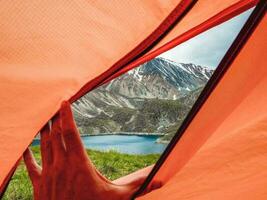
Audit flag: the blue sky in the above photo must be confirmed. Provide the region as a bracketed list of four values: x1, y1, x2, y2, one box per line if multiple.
[159, 8, 254, 68]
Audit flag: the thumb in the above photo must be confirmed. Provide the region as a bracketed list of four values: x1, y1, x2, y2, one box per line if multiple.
[23, 148, 41, 186]
[121, 175, 147, 196]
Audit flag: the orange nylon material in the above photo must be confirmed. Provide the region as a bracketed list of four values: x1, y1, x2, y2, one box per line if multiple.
[0, 0, 259, 194]
[138, 15, 267, 200]
[0, 0, 179, 192]
[152, 0, 259, 51]
[104, 0, 258, 83]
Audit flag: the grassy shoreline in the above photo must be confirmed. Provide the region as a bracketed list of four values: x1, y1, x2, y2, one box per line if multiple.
[2, 146, 159, 200]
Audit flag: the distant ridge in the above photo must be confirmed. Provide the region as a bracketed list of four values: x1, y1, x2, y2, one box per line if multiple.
[72, 57, 214, 138]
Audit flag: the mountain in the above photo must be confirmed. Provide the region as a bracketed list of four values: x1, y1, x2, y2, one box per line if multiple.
[157, 86, 204, 143]
[101, 57, 212, 99]
[72, 57, 214, 138]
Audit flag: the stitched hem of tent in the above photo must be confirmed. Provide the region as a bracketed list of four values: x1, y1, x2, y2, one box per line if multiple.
[102, 0, 259, 84]
[133, 0, 266, 197]
[69, 0, 197, 103]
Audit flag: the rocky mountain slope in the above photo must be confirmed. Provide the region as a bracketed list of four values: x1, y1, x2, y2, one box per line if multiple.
[101, 57, 212, 99]
[72, 57, 213, 139]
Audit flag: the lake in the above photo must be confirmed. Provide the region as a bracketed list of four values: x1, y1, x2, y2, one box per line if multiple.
[32, 135, 167, 154]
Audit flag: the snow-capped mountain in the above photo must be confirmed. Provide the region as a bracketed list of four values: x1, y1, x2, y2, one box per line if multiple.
[72, 57, 214, 135]
[101, 57, 213, 99]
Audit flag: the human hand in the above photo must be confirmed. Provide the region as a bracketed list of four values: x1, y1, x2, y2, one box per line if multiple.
[23, 101, 146, 200]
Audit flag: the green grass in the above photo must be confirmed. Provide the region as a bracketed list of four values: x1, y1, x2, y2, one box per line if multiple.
[2, 146, 160, 200]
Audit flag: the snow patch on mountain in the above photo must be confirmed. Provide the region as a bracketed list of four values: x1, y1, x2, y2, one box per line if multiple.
[72, 57, 214, 135]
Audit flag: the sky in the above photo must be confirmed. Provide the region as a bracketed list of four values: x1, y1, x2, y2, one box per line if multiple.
[159, 8, 254, 68]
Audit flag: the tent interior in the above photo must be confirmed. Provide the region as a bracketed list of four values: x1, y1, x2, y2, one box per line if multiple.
[0, 0, 266, 199]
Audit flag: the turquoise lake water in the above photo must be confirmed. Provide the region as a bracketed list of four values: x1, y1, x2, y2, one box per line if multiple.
[32, 135, 167, 154]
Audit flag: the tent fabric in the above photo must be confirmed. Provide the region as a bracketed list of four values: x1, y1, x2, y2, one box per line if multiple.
[103, 0, 258, 84]
[151, 0, 259, 51]
[0, 0, 264, 196]
[0, 0, 180, 192]
[137, 13, 267, 200]
[69, 0, 197, 102]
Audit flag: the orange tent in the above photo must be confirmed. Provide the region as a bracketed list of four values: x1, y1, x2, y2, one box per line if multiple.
[0, 0, 266, 199]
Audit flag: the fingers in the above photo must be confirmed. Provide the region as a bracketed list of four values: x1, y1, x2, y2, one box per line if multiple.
[125, 175, 146, 193]
[51, 114, 66, 161]
[40, 123, 53, 169]
[60, 101, 85, 156]
[23, 148, 41, 185]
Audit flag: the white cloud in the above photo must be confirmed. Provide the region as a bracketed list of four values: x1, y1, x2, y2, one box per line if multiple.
[159, 8, 254, 68]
